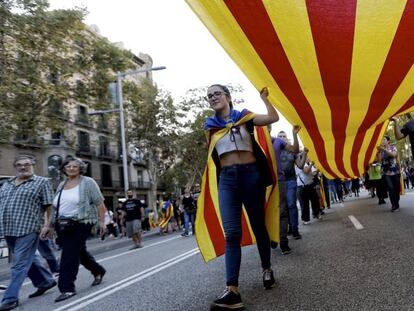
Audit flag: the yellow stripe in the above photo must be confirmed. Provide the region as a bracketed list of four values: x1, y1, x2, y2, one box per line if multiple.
[378, 65, 414, 121]
[346, 0, 407, 176]
[195, 167, 217, 262]
[185, 0, 327, 176]
[263, 0, 340, 178]
[357, 123, 388, 174]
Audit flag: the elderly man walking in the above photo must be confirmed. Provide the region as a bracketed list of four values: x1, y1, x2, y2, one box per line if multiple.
[0, 155, 56, 311]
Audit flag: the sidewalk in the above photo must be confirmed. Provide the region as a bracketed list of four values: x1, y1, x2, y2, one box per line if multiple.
[0, 228, 163, 284]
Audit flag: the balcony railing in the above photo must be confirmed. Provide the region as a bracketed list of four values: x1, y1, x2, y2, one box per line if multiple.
[95, 179, 121, 189]
[97, 149, 118, 160]
[76, 145, 93, 157]
[129, 181, 151, 190]
[75, 115, 90, 126]
[132, 158, 147, 167]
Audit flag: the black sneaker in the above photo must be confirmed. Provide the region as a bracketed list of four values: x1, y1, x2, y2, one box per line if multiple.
[210, 289, 244, 310]
[270, 241, 278, 249]
[292, 232, 302, 240]
[263, 269, 275, 289]
[391, 206, 400, 212]
[281, 245, 292, 255]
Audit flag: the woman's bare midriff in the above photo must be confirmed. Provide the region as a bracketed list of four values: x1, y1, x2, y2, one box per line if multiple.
[219, 150, 256, 167]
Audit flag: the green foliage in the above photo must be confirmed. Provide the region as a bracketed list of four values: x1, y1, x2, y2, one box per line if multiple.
[0, 0, 88, 142]
[124, 79, 179, 184]
[385, 113, 413, 164]
[0, 0, 138, 144]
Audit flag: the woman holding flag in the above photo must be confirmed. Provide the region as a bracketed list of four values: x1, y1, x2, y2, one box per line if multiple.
[199, 84, 280, 310]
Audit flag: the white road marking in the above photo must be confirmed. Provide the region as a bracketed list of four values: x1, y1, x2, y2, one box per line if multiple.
[55, 248, 200, 311]
[96, 235, 181, 263]
[19, 235, 181, 287]
[348, 215, 364, 230]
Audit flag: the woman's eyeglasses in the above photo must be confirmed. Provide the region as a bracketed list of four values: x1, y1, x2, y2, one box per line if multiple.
[205, 91, 225, 102]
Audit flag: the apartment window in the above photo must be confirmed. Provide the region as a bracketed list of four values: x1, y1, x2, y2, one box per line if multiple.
[77, 105, 89, 124]
[99, 136, 109, 156]
[101, 164, 112, 187]
[84, 161, 92, 177]
[97, 115, 109, 130]
[50, 131, 62, 145]
[77, 131, 90, 152]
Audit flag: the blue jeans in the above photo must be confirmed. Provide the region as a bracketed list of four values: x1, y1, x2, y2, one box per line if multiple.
[218, 163, 271, 286]
[285, 179, 299, 232]
[2, 233, 55, 304]
[38, 239, 59, 273]
[183, 212, 195, 235]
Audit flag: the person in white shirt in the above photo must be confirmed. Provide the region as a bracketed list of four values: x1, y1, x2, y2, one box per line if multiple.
[295, 150, 322, 224]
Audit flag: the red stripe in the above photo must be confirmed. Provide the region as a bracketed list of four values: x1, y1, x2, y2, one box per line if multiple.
[240, 212, 253, 246]
[306, 0, 357, 178]
[256, 127, 276, 183]
[224, 0, 336, 178]
[395, 94, 414, 116]
[351, 2, 414, 174]
[203, 167, 225, 256]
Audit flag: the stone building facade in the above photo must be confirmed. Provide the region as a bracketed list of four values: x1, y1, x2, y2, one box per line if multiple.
[0, 28, 161, 210]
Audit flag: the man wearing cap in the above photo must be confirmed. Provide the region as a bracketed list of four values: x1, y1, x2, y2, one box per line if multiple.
[0, 155, 56, 311]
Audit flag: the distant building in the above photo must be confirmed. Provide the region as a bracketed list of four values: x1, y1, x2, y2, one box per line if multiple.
[0, 26, 163, 210]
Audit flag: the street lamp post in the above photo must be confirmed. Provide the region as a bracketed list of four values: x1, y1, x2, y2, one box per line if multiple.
[89, 66, 166, 197]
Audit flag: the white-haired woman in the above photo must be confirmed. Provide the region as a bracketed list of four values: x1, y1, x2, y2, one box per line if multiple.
[53, 157, 106, 303]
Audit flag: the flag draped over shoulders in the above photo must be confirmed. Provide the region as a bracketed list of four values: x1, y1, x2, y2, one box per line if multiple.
[196, 109, 280, 263]
[159, 201, 173, 230]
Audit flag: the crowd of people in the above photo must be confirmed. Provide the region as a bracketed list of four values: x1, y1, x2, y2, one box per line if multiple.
[0, 155, 175, 311]
[0, 88, 413, 311]
[199, 84, 414, 311]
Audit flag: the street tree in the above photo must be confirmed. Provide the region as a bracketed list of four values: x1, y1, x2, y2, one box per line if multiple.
[0, 0, 88, 143]
[124, 79, 180, 217]
[0, 0, 136, 146]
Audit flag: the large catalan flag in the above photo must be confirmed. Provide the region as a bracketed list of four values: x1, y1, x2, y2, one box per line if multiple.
[196, 112, 279, 262]
[185, 0, 414, 179]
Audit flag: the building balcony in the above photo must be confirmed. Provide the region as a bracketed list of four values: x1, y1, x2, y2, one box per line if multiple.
[129, 181, 151, 190]
[13, 136, 44, 149]
[76, 145, 93, 157]
[75, 115, 91, 127]
[47, 109, 70, 121]
[97, 149, 117, 161]
[95, 179, 122, 190]
[96, 121, 112, 134]
[132, 158, 147, 168]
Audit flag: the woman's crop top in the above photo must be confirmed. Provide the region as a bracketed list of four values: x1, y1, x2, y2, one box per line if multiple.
[215, 124, 253, 156]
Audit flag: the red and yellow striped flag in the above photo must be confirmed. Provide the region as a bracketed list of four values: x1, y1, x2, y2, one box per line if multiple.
[186, 0, 414, 179]
[159, 202, 174, 230]
[195, 113, 279, 262]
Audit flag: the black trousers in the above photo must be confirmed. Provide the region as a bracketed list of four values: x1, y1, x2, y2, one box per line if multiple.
[297, 184, 321, 222]
[58, 223, 105, 292]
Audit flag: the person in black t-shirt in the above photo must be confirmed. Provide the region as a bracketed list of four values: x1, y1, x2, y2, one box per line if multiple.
[181, 190, 195, 237]
[122, 190, 144, 249]
[391, 113, 414, 160]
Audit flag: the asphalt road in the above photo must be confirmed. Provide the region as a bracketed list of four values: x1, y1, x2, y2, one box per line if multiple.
[1, 189, 414, 310]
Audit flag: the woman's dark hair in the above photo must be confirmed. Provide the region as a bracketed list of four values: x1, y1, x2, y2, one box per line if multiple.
[208, 84, 233, 109]
[60, 156, 88, 175]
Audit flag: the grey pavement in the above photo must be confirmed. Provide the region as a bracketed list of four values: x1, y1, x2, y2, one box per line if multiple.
[0, 227, 164, 283]
[2, 189, 414, 310]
